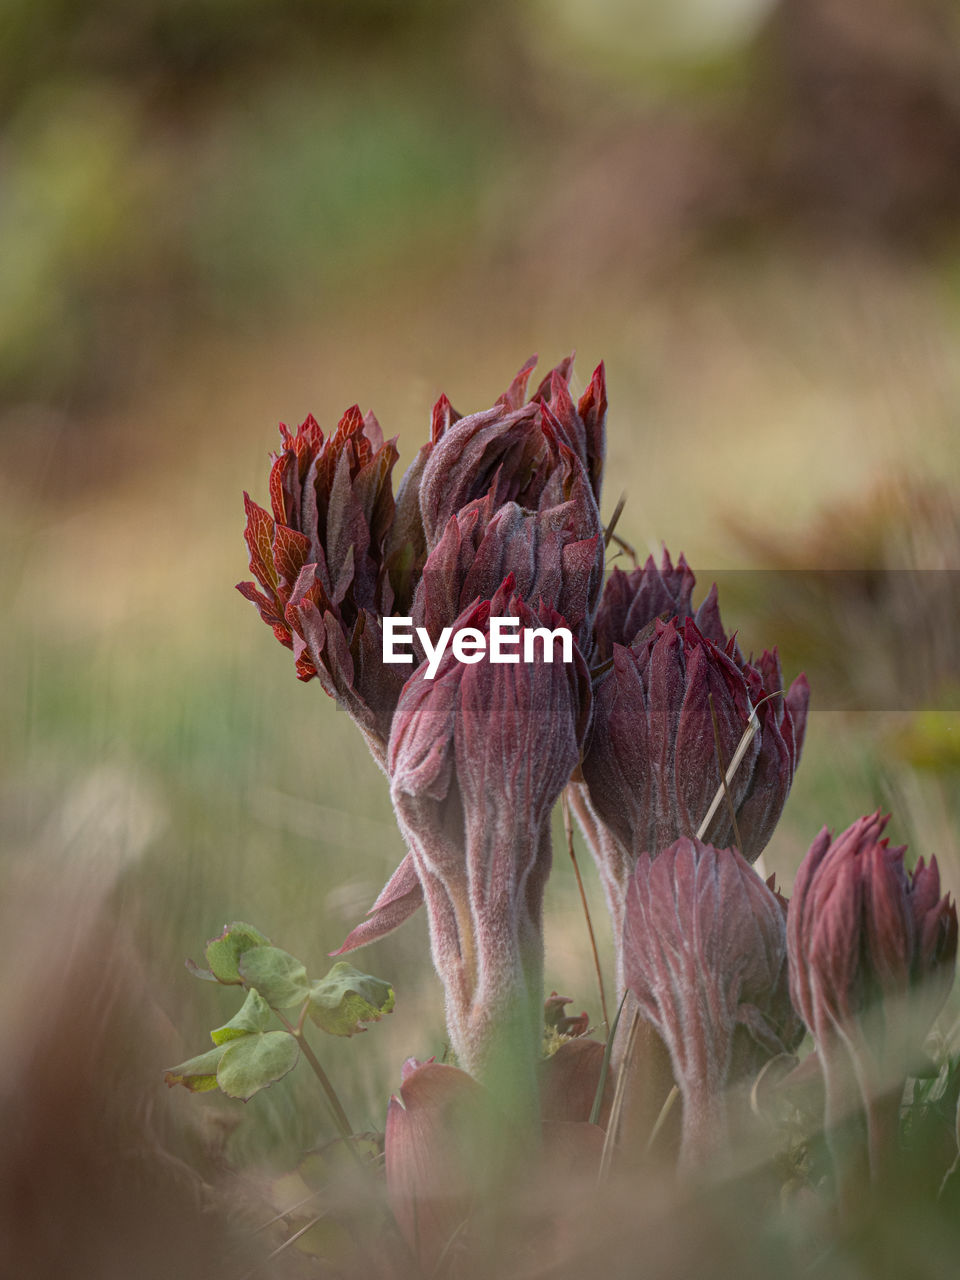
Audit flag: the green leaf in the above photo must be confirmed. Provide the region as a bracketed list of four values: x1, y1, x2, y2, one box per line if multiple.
[211, 987, 272, 1045]
[308, 962, 395, 1037]
[216, 1030, 300, 1101]
[164, 1045, 228, 1092]
[205, 921, 271, 985]
[239, 946, 311, 1010]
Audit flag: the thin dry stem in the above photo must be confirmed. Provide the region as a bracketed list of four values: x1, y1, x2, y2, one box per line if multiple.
[603, 493, 628, 549]
[241, 1214, 327, 1280]
[697, 714, 759, 839]
[598, 1008, 642, 1183]
[707, 691, 744, 854]
[562, 788, 609, 1032]
[645, 1085, 680, 1154]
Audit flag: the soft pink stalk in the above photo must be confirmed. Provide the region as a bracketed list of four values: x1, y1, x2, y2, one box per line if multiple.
[623, 837, 802, 1171]
[388, 581, 590, 1120]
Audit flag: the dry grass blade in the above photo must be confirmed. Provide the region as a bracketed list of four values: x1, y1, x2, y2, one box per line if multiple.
[246, 1190, 323, 1239]
[241, 1214, 327, 1280]
[707, 691, 743, 853]
[604, 493, 627, 549]
[597, 1008, 641, 1183]
[694, 690, 787, 843]
[431, 1217, 471, 1275]
[645, 1085, 679, 1154]
[590, 989, 630, 1126]
[608, 532, 638, 565]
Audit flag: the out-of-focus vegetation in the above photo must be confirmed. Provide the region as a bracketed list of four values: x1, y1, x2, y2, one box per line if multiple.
[5, 0, 960, 408]
[0, 0, 530, 403]
[2, 1, 960, 1274]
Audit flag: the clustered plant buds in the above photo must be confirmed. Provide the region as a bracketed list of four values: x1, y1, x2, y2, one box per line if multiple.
[563, 553, 809, 998]
[787, 812, 958, 1187]
[622, 837, 803, 1169]
[412, 471, 602, 656]
[240, 357, 605, 1108]
[235, 355, 958, 1255]
[238, 407, 403, 763]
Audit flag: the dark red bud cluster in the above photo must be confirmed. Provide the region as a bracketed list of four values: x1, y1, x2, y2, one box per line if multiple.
[788, 812, 957, 1062]
[238, 355, 957, 1200]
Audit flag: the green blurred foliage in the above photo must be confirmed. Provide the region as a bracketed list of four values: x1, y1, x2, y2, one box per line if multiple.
[0, 80, 147, 395]
[0, 0, 517, 404]
[184, 71, 502, 311]
[5, 0, 960, 408]
[0, 0, 460, 108]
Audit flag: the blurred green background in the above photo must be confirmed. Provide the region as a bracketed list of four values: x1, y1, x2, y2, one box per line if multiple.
[2, 0, 960, 1207]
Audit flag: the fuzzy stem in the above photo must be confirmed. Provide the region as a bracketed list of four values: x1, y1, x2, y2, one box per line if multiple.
[562, 787, 609, 1031]
[471, 815, 558, 1136]
[677, 1079, 730, 1174]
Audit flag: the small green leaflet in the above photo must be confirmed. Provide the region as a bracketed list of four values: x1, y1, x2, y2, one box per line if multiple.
[211, 988, 272, 1044]
[308, 961, 395, 1036]
[238, 946, 311, 1009]
[216, 1031, 300, 1101]
[164, 1045, 227, 1093]
[204, 921, 272, 984]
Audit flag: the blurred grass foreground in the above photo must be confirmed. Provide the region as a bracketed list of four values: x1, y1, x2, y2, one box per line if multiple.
[2, 0, 960, 1276]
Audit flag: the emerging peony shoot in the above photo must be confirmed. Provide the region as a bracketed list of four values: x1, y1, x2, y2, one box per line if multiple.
[622, 837, 802, 1171]
[388, 579, 590, 1125]
[787, 812, 958, 1194]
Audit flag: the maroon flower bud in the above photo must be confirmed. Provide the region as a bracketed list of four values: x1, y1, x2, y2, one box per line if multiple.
[388, 579, 591, 1113]
[910, 857, 959, 991]
[580, 617, 808, 956]
[411, 456, 604, 655]
[238, 406, 404, 761]
[417, 356, 606, 553]
[383, 391, 461, 614]
[539, 1038, 611, 1126]
[385, 1051, 606, 1268]
[623, 837, 800, 1168]
[591, 547, 749, 665]
[335, 475, 603, 953]
[789, 813, 958, 1043]
[787, 813, 957, 1180]
[384, 1057, 490, 1271]
[593, 550, 696, 661]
